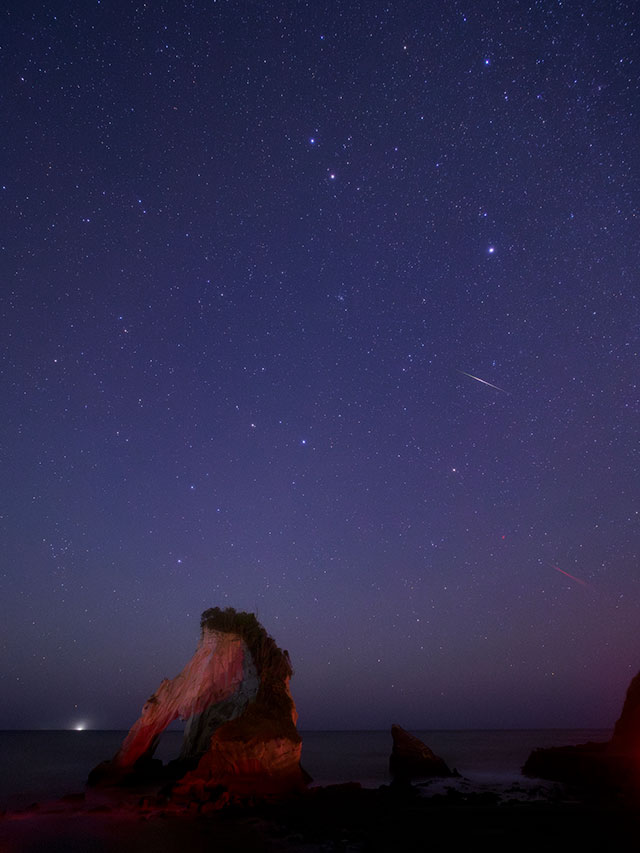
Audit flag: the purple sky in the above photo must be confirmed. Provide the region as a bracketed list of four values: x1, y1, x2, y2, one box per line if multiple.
[2, 0, 638, 731]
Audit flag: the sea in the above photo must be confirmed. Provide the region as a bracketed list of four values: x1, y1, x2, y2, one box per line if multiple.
[0, 729, 610, 811]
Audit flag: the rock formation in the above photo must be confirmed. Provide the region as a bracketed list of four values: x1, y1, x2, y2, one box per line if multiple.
[610, 669, 640, 755]
[523, 669, 640, 796]
[89, 607, 308, 803]
[389, 725, 455, 780]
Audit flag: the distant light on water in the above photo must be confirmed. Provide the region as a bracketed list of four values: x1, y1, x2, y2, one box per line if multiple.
[73, 722, 88, 731]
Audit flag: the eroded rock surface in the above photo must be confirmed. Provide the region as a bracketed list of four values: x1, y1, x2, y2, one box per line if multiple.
[89, 607, 308, 803]
[389, 724, 455, 780]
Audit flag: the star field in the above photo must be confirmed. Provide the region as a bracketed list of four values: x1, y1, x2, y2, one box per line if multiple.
[1, 0, 639, 730]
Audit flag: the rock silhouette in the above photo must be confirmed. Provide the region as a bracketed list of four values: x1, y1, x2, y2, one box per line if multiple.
[523, 669, 640, 796]
[389, 724, 455, 780]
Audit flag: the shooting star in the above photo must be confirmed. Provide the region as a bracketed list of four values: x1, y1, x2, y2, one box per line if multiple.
[457, 370, 507, 393]
[551, 564, 591, 588]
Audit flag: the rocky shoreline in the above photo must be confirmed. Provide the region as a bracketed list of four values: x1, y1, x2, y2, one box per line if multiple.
[3, 610, 638, 850]
[2, 777, 639, 853]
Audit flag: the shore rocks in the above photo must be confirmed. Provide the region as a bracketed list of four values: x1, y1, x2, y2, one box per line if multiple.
[522, 741, 613, 786]
[523, 669, 640, 796]
[89, 607, 308, 802]
[389, 725, 456, 780]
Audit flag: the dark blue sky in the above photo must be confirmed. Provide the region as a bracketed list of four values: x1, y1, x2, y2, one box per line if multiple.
[2, 0, 638, 731]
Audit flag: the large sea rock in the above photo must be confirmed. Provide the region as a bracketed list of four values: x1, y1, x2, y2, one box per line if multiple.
[89, 607, 308, 803]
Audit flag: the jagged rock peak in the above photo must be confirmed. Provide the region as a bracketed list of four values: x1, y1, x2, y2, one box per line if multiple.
[389, 724, 455, 779]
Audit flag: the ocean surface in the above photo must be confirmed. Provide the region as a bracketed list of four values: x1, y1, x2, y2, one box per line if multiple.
[0, 729, 611, 810]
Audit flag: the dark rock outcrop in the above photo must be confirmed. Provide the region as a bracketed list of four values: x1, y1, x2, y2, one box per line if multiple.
[389, 725, 455, 780]
[522, 741, 613, 787]
[89, 607, 308, 803]
[610, 670, 640, 755]
[523, 670, 640, 796]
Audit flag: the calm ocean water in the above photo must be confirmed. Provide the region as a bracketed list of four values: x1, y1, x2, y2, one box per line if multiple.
[0, 729, 610, 809]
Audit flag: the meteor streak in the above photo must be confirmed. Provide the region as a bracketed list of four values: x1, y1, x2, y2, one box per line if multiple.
[457, 370, 507, 393]
[551, 564, 591, 588]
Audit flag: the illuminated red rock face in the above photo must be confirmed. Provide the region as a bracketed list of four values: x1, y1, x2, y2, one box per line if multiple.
[90, 608, 307, 802]
[113, 629, 257, 769]
[172, 696, 305, 803]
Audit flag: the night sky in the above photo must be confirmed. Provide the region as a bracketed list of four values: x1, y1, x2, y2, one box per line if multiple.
[2, 1, 639, 732]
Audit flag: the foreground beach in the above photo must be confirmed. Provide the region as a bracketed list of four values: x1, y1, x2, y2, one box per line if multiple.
[2, 779, 639, 852]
